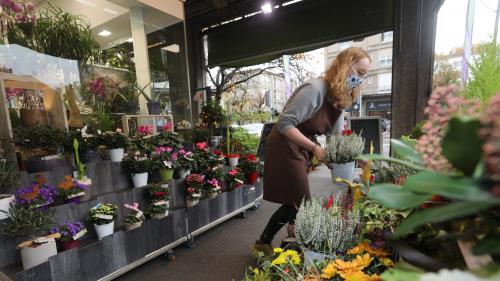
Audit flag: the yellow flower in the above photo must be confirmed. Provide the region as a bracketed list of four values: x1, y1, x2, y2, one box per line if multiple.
[347, 242, 371, 255]
[340, 270, 369, 281]
[253, 268, 260, 275]
[355, 253, 373, 269]
[273, 247, 283, 254]
[321, 262, 337, 279]
[366, 274, 382, 281]
[271, 255, 286, 266]
[380, 257, 394, 267]
[271, 250, 301, 266]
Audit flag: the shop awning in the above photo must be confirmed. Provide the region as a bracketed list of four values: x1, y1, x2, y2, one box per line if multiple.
[205, 0, 394, 67]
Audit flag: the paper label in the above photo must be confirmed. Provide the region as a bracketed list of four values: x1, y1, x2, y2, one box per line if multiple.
[95, 214, 113, 220]
[163, 161, 172, 168]
[135, 211, 144, 218]
[212, 186, 221, 191]
[172, 132, 178, 135]
[67, 192, 85, 199]
[235, 179, 244, 184]
[142, 135, 153, 139]
[185, 157, 194, 161]
[191, 193, 201, 198]
[72, 228, 87, 240]
[153, 200, 168, 206]
[40, 155, 61, 160]
[161, 184, 169, 188]
[34, 237, 55, 244]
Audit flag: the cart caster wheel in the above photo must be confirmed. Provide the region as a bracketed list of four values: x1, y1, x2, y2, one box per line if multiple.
[252, 202, 261, 211]
[238, 211, 247, 219]
[186, 236, 195, 248]
[164, 250, 175, 261]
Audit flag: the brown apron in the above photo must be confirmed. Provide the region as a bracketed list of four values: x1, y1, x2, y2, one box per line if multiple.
[263, 98, 342, 206]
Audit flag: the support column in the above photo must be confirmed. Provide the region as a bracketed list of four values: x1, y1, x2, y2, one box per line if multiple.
[391, 0, 444, 138]
[130, 6, 152, 115]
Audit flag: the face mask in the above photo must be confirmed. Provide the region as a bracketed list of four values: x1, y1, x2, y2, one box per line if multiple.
[346, 74, 363, 90]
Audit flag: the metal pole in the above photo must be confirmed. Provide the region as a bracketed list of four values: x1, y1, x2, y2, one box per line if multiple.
[461, 0, 476, 85]
[493, 0, 500, 45]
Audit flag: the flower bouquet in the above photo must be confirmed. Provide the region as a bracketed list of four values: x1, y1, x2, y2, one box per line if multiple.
[15, 175, 58, 209]
[226, 167, 244, 191]
[57, 176, 88, 204]
[123, 202, 144, 230]
[185, 173, 204, 207]
[326, 130, 365, 183]
[86, 203, 118, 240]
[50, 221, 87, 251]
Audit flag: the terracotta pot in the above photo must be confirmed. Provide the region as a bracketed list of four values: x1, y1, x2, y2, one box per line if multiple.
[61, 240, 80, 251]
[247, 172, 258, 184]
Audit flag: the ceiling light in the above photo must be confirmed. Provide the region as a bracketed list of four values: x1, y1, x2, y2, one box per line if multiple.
[126, 37, 133, 43]
[162, 44, 180, 53]
[261, 3, 272, 13]
[98, 30, 112, 37]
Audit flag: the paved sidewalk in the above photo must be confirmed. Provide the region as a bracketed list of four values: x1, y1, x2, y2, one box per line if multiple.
[117, 165, 335, 281]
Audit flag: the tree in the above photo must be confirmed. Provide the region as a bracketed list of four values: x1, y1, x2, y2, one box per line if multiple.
[432, 61, 460, 89]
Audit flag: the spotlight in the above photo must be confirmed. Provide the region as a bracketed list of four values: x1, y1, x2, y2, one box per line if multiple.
[261, 3, 272, 13]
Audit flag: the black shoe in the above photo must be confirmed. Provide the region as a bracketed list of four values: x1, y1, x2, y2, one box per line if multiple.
[253, 239, 273, 256]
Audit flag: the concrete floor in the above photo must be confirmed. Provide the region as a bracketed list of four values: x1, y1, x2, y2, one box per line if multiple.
[116, 165, 337, 281]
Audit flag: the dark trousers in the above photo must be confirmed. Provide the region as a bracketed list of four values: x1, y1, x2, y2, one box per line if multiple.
[259, 204, 298, 244]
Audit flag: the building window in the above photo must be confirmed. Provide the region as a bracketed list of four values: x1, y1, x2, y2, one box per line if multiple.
[381, 31, 393, 42]
[378, 73, 392, 93]
[379, 55, 392, 68]
[367, 76, 373, 85]
[339, 41, 353, 51]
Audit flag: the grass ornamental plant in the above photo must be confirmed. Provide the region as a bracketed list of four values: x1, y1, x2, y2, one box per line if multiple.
[86, 203, 118, 225]
[0, 203, 55, 239]
[0, 160, 18, 195]
[326, 130, 365, 164]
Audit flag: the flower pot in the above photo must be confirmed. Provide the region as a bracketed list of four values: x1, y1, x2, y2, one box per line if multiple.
[330, 161, 356, 184]
[76, 177, 92, 202]
[151, 212, 168, 219]
[178, 169, 190, 179]
[147, 102, 161, 115]
[0, 195, 14, 220]
[20, 239, 58, 270]
[159, 168, 174, 182]
[208, 192, 219, 199]
[20, 109, 48, 128]
[61, 239, 80, 251]
[94, 221, 114, 240]
[247, 172, 259, 184]
[228, 157, 239, 167]
[125, 221, 143, 231]
[108, 148, 124, 162]
[124, 101, 139, 114]
[132, 172, 148, 188]
[186, 198, 199, 208]
[303, 249, 336, 267]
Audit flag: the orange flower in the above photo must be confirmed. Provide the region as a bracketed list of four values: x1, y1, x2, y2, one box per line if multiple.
[35, 174, 47, 185]
[347, 242, 391, 258]
[19, 186, 39, 201]
[58, 176, 74, 190]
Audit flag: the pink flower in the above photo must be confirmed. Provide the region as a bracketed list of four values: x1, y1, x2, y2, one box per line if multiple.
[124, 202, 140, 212]
[26, 2, 34, 11]
[162, 123, 172, 131]
[196, 142, 207, 150]
[138, 125, 153, 135]
[228, 169, 238, 176]
[116, 128, 123, 133]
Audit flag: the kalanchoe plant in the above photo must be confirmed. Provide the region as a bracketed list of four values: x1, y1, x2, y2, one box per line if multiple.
[326, 130, 365, 164]
[185, 173, 204, 200]
[0, 203, 55, 239]
[86, 203, 118, 225]
[57, 176, 87, 202]
[50, 221, 86, 242]
[226, 167, 244, 191]
[144, 183, 169, 202]
[15, 175, 58, 208]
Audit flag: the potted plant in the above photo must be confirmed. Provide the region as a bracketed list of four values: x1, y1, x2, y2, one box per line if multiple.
[13, 126, 67, 173]
[122, 154, 152, 188]
[238, 154, 262, 184]
[15, 175, 58, 209]
[185, 173, 203, 207]
[144, 183, 170, 218]
[50, 221, 87, 251]
[123, 202, 144, 231]
[136, 82, 163, 115]
[226, 167, 244, 191]
[71, 138, 93, 201]
[17, 90, 49, 128]
[63, 128, 99, 165]
[205, 177, 222, 199]
[152, 146, 177, 182]
[0, 159, 18, 220]
[86, 203, 118, 240]
[56, 176, 88, 205]
[96, 130, 128, 162]
[0, 203, 57, 270]
[325, 129, 365, 183]
[176, 148, 194, 179]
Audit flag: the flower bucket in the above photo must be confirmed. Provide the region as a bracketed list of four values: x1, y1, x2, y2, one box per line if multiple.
[0, 195, 14, 220]
[178, 169, 191, 179]
[152, 212, 167, 220]
[108, 148, 124, 162]
[132, 172, 148, 188]
[20, 239, 58, 270]
[330, 161, 356, 184]
[159, 168, 174, 181]
[61, 240, 80, 251]
[186, 198, 199, 208]
[303, 249, 336, 267]
[94, 221, 114, 241]
[228, 157, 239, 167]
[125, 221, 143, 231]
[247, 172, 259, 184]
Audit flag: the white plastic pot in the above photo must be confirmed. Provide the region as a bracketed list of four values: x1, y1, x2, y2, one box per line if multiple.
[228, 157, 239, 167]
[0, 195, 14, 220]
[330, 161, 356, 184]
[20, 239, 58, 270]
[186, 198, 199, 208]
[108, 148, 124, 162]
[303, 249, 335, 267]
[178, 169, 191, 179]
[132, 172, 148, 188]
[125, 221, 143, 231]
[94, 221, 115, 240]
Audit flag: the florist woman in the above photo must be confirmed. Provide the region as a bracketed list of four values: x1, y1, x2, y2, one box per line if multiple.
[254, 47, 372, 253]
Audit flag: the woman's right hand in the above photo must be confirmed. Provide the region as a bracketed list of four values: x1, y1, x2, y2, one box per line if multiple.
[313, 146, 327, 163]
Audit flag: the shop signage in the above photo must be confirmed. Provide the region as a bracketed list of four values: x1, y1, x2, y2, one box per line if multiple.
[367, 101, 391, 111]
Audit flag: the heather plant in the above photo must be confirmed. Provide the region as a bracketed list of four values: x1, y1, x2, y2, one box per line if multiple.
[0, 160, 18, 195]
[326, 130, 365, 164]
[0, 203, 55, 238]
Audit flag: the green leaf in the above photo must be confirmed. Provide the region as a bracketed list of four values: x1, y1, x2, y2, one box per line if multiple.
[403, 171, 491, 201]
[368, 184, 431, 209]
[473, 235, 500, 256]
[381, 263, 424, 281]
[441, 117, 484, 176]
[391, 139, 422, 164]
[359, 154, 425, 171]
[395, 200, 499, 237]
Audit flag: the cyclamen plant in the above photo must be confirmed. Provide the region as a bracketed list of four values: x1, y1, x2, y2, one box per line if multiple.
[176, 148, 194, 171]
[153, 146, 178, 169]
[50, 221, 86, 242]
[205, 178, 221, 194]
[226, 168, 244, 190]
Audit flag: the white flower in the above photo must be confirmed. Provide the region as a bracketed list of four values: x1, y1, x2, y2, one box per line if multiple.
[421, 269, 482, 281]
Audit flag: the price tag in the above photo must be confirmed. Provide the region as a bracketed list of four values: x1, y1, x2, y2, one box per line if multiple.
[67, 192, 85, 199]
[135, 211, 144, 218]
[186, 157, 194, 161]
[95, 214, 113, 220]
[172, 132, 179, 135]
[163, 161, 172, 168]
[34, 237, 55, 244]
[153, 200, 167, 206]
[143, 134, 153, 139]
[72, 228, 87, 240]
[235, 179, 244, 184]
[212, 186, 221, 191]
[161, 184, 169, 188]
[191, 193, 201, 198]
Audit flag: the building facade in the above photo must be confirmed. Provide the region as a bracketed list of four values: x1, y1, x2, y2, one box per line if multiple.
[324, 32, 394, 119]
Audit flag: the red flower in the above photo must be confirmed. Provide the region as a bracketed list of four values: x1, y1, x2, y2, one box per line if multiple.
[162, 123, 173, 131]
[370, 174, 375, 183]
[326, 195, 334, 210]
[245, 154, 257, 162]
[213, 150, 223, 156]
[342, 129, 353, 136]
[153, 191, 166, 197]
[196, 142, 207, 150]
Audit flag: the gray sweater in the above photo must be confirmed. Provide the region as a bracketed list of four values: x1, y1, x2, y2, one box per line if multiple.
[276, 78, 344, 135]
